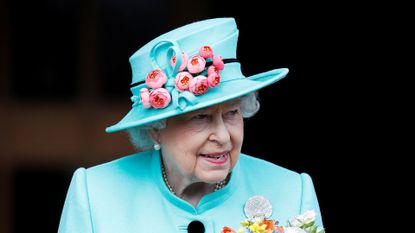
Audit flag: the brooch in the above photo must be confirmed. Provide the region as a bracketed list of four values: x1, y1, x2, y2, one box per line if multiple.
[244, 195, 273, 219]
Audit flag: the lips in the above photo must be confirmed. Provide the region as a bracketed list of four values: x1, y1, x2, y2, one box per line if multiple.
[199, 152, 229, 165]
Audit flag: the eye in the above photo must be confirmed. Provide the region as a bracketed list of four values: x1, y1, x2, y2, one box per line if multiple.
[192, 114, 209, 120]
[226, 109, 240, 117]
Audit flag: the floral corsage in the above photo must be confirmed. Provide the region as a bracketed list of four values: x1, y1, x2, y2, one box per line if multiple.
[221, 210, 325, 233]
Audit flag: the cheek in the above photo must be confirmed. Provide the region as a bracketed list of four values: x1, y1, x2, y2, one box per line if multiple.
[229, 119, 244, 167]
[231, 118, 244, 144]
[161, 126, 207, 162]
[176, 126, 208, 149]
[163, 130, 192, 156]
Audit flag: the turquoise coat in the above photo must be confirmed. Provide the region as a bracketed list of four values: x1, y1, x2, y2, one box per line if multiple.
[58, 150, 323, 232]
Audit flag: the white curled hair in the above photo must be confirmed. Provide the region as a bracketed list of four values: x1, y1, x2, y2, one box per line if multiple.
[127, 91, 260, 151]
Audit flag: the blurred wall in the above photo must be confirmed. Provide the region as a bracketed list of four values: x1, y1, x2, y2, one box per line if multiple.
[0, 0, 353, 232]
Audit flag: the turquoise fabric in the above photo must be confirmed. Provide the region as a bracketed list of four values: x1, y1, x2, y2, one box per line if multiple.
[58, 150, 323, 232]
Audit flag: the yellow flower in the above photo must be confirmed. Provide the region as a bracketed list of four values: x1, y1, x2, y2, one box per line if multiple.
[240, 220, 250, 227]
[249, 222, 260, 232]
[259, 224, 267, 232]
[248, 222, 268, 233]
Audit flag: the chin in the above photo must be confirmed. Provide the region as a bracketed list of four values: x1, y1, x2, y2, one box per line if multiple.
[200, 170, 229, 184]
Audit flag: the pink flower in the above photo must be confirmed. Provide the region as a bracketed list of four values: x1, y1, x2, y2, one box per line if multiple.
[170, 52, 188, 72]
[146, 69, 167, 89]
[149, 88, 171, 109]
[140, 88, 151, 108]
[213, 56, 224, 70]
[199, 45, 214, 58]
[175, 72, 193, 92]
[187, 56, 206, 74]
[189, 75, 208, 95]
[207, 65, 220, 76]
[207, 73, 220, 88]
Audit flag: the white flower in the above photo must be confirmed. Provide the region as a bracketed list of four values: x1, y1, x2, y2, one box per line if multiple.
[302, 210, 316, 225]
[289, 210, 317, 227]
[284, 227, 307, 233]
[288, 217, 303, 228]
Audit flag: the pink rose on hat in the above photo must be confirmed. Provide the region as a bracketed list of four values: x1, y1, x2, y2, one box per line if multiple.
[189, 75, 208, 95]
[140, 88, 151, 108]
[212, 55, 224, 70]
[146, 69, 167, 89]
[175, 72, 193, 92]
[149, 88, 171, 108]
[207, 65, 220, 76]
[199, 45, 213, 58]
[207, 73, 220, 88]
[187, 55, 206, 74]
[170, 52, 188, 72]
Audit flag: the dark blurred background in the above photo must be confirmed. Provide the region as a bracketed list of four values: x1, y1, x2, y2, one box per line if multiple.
[1, 0, 405, 232]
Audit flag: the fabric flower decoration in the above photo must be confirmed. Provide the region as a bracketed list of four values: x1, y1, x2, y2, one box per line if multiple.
[175, 72, 193, 92]
[170, 52, 188, 72]
[207, 65, 220, 76]
[189, 75, 208, 95]
[199, 45, 213, 58]
[149, 88, 171, 108]
[207, 72, 220, 88]
[140, 88, 151, 108]
[187, 55, 206, 74]
[146, 69, 167, 89]
[213, 55, 224, 70]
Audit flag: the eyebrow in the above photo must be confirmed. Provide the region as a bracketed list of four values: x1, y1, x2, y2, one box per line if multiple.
[185, 99, 241, 116]
[222, 99, 241, 108]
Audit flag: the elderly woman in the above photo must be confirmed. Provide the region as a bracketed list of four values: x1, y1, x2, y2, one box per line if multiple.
[58, 18, 324, 233]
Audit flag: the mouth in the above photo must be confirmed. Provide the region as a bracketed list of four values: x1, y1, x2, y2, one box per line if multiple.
[199, 151, 230, 165]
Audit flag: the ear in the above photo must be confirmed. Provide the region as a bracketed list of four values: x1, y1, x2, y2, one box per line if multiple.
[149, 128, 161, 144]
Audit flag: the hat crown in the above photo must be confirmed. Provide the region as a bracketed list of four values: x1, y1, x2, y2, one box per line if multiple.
[129, 18, 239, 84]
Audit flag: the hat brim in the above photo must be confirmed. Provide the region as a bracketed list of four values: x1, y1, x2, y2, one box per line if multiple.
[105, 68, 288, 133]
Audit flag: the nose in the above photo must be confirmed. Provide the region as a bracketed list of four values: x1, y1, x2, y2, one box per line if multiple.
[208, 115, 231, 146]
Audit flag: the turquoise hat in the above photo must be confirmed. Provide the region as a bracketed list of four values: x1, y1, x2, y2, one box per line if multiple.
[106, 18, 288, 133]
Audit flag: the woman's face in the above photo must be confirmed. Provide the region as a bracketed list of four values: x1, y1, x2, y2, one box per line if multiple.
[158, 99, 244, 185]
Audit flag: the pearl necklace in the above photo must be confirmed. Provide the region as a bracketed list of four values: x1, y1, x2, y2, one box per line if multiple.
[161, 161, 227, 196]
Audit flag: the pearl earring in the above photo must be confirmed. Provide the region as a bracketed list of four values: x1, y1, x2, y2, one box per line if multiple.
[154, 143, 161, 151]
